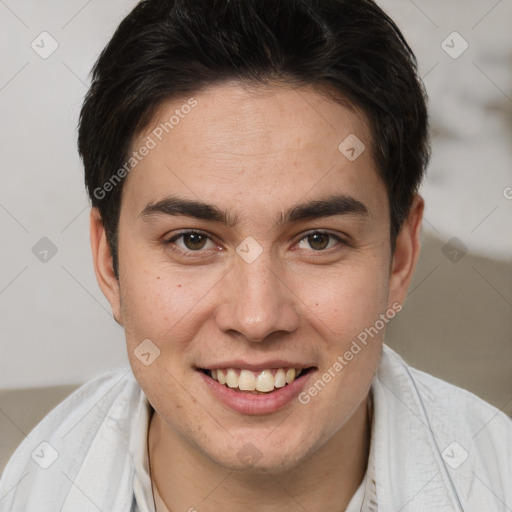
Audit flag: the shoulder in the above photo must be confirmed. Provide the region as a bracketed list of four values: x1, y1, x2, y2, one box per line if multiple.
[378, 344, 512, 504]
[0, 366, 143, 511]
[16, 365, 140, 448]
[381, 344, 512, 437]
[380, 344, 512, 442]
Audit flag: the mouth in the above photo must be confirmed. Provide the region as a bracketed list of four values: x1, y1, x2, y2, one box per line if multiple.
[197, 366, 317, 395]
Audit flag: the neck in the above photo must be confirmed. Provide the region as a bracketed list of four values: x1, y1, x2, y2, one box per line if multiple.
[148, 396, 371, 512]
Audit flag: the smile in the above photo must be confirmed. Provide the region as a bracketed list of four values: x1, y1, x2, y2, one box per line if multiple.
[204, 367, 308, 394]
[197, 365, 317, 414]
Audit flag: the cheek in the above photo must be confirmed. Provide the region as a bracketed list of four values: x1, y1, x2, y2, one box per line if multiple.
[118, 240, 184, 333]
[121, 277, 189, 358]
[303, 257, 390, 343]
[118, 246, 224, 357]
[119, 269, 203, 422]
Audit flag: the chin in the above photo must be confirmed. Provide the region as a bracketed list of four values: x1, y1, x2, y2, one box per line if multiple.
[217, 453, 305, 475]
[206, 434, 312, 474]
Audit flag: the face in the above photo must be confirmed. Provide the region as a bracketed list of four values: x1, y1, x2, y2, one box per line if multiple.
[91, 81, 422, 473]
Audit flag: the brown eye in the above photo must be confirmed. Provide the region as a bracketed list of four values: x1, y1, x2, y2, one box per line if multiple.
[181, 232, 208, 250]
[297, 231, 343, 252]
[165, 230, 215, 254]
[307, 233, 330, 250]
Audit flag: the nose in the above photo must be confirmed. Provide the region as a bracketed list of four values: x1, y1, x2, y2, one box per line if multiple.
[214, 251, 300, 343]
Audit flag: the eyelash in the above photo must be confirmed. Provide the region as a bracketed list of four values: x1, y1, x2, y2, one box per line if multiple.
[163, 230, 348, 259]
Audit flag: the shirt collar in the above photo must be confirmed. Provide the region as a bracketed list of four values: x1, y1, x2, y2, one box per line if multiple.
[132, 399, 157, 512]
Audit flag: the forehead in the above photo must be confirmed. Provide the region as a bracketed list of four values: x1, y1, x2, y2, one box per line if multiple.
[122, 81, 387, 223]
[140, 81, 371, 159]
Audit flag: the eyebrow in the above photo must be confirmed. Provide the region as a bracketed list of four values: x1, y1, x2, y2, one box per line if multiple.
[139, 193, 369, 229]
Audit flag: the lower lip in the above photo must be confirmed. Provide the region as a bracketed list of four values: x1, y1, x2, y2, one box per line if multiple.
[198, 369, 315, 415]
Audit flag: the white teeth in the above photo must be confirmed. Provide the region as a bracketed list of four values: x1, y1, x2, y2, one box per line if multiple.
[208, 367, 306, 393]
[238, 369, 256, 391]
[255, 370, 274, 392]
[285, 368, 296, 384]
[226, 369, 238, 388]
[274, 369, 286, 388]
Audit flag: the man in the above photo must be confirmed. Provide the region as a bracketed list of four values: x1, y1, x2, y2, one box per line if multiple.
[1, 0, 511, 510]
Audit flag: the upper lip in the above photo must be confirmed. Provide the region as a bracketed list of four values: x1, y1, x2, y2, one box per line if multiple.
[197, 360, 316, 371]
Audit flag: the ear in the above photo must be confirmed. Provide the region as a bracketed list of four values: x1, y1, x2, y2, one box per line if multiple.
[90, 208, 123, 325]
[388, 194, 424, 308]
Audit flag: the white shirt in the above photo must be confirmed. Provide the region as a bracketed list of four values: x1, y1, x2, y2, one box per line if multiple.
[1, 344, 511, 511]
